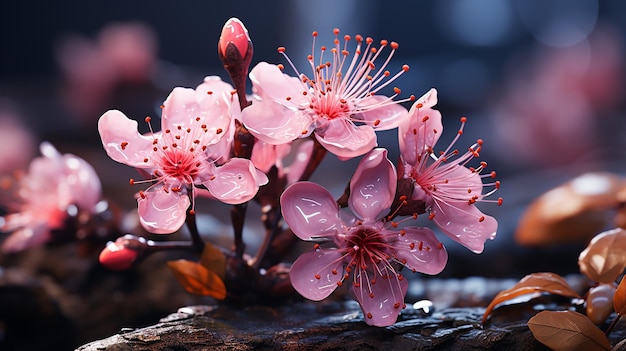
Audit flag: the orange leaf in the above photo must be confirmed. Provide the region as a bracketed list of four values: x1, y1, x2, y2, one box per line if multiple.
[199, 242, 226, 280]
[614, 275, 626, 315]
[167, 259, 227, 299]
[579, 228, 626, 283]
[482, 272, 581, 324]
[528, 311, 610, 351]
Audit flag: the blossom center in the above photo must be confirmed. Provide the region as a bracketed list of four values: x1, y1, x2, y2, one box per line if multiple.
[343, 226, 389, 269]
[158, 148, 201, 181]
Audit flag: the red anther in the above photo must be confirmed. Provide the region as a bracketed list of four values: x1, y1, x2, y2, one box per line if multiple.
[342, 49, 349, 56]
[160, 105, 164, 109]
[490, 171, 497, 178]
[277, 47, 286, 53]
[165, 129, 171, 133]
[428, 213, 435, 220]
[402, 64, 410, 72]
[416, 103, 423, 108]
[467, 188, 472, 193]
[366, 37, 373, 44]
[332, 269, 338, 275]
[189, 209, 196, 215]
[336, 281, 343, 287]
[479, 216, 485, 222]
[145, 116, 151, 123]
[369, 292, 375, 298]
[172, 143, 177, 148]
[422, 116, 429, 122]
[400, 229, 406, 236]
[355, 34, 363, 42]
[301, 129, 308, 135]
[480, 161, 488, 168]
[438, 243, 444, 249]
[139, 190, 146, 199]
[413, 128, 418, 135]
[313, 243, 320, 250]
[495, 180, 501, 188]
[367, 313, 373, 319]
[333, 28, 340, 35]
[120, 141, 128, 150]
[498, 197, 503, 206]
[374, 119, 381, 126]
[314, 274, 321, 280]
[399, 195, 407, 202]
[230, 90, 237, 96]
[477, 138, 484, 145]
[393, 87, 401, 94]
[206, 90, 213, 95]
[321, 45, 327, 51]
[143, 158, 148, 163]
[418, 241, 424, 250]
[458, 130, 464, 135]
[394, 302, 401, 309]
[409, 242, 415, 249]
[333, 38, 339, 45]
[412, 213, 418, 219]
[384, 70, 391, 77]
[380, 39, 388, 46]
[216, 128, 223, 134]
[312, 31, 318, 37]
[391, 42, 399, 49]
[391, 222, 398, 228]
[460, 116, 467, 123]
[370, 47, 377, 54]
[277, 64, 285, 70]
[344, 34, 351, 41]
[129, 178, 135, 185]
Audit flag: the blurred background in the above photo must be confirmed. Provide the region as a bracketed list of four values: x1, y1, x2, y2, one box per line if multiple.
[1, 0, 626, 349]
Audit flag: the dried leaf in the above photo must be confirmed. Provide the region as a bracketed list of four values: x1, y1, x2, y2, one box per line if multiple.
[199, 242, 226, 280]
[482, 272, 580, 324]
[578, 228, 626, 283]
[614, 275, 626, 315]
[528, 311, 610, 351]
[515, 173, 622, 246]
[167, 259, 227, 299]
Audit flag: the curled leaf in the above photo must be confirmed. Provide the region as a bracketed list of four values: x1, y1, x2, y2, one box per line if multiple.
[528, 310, 610, 351]
[515, 172, 622, 246]
[578, 228, 626, 283]
[614, 275, 626, 315]
[167, 259, 227, 299]
[482, 272, 581, 324]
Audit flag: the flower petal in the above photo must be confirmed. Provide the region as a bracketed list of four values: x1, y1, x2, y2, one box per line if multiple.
[315, 118, 376, 159]
[352, 265, 408, 327]
[241, 99, 311, 145]
[432, 202, 497, 254]
[394, 227, 448, 275]
[398, 89, 443, 167]
[137, 189, 189, 234]
[249, 62, 306, 103]
[203, 158, 268, 205]
[289, 248, 344, 301]
[348, 148, 396, 221]
[62, 153, 102, 210]
[280, 182, 343, 241]
[356, 95, 408, 131]
[1, 221, 50, 253]
[98, 110, 155, 168]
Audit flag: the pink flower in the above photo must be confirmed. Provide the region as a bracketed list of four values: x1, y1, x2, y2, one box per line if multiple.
[98, 77, 268, 234]
[281, 148, 447, 326]
[1, 142, 102, 252]
[398, 89, 501, 254]
[241, 29, 413, 159]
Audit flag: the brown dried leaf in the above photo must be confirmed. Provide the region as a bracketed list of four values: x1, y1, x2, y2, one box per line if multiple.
[515, 172, 622, 246]
[578, 228, 626, 283]
[614, 276, 626, 315]
[482, 272, 581, 324]
[528, 311, 610, 351]
[167, 259, 227, 299]
[199, 242, 226, 280]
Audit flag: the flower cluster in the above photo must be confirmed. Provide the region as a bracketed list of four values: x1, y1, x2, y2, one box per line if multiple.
[0, 17, 501, 327]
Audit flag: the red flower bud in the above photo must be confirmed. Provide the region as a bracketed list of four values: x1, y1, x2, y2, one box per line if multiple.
[99, 236, 141, 270]
[218, 17, 251, 60]
[217, 17, 253, 110]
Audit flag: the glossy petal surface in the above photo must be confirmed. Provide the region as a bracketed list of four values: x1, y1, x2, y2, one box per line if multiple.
[289, 249, 344, 301]
[394, 227, 448, 274]
[315, 118, 376, 159]
[432, 202, 497, 254]
[204, 158, 268, 205]
[348, 148, 396, 221]
[137, 189, 190, 234]
[281, 182, 343, 240]
[98, 110, 154, 167]
[352, 266, 408, 327]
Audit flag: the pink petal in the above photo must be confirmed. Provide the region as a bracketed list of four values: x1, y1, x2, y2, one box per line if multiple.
[356, 95, 408, 131]
[203, 158, 268, 205]
[285, 139, 314, 185]
[1, 221, 50, 253]
[249, 62, 306, 103]
[280, 182, 343, 241]
[98, 110, 155, 167]
[241, 100, 312, 145]
[348, 148, 396, 221]
[62, 154, 102, 210]
[195, 75, 236, 97]
[432, 202, 497, 254]
[289, 248, 344, 301]
[137, 189, 190, 234]
[352, 265, 408, 327]
[315, 118, 377, 158]
[393, 227, 448, 275]
[250, 140, 291, 174]
[398, 89, 443, 167]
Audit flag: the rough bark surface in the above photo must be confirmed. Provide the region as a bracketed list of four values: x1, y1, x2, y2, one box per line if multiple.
[76, 302, 551, 351]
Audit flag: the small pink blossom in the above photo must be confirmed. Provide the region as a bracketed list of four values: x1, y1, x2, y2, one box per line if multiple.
[398, 89, 501, 254]
[281, 148, 447, 326]
[241, 29, 413, 159]
[1, 142, 102, 252]
[98, 77, 268, 234]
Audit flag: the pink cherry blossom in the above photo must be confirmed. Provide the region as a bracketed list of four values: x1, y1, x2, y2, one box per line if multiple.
[281, 148, 448, 326]
[398, 89, 501, 254]
[241, 28, 413, 159]
[1, 142, 102, 252]
[98, 77, 268, 234]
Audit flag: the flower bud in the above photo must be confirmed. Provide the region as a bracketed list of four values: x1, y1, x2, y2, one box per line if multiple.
[217, 17, 253, 109]
[99, 234, 146, 270]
